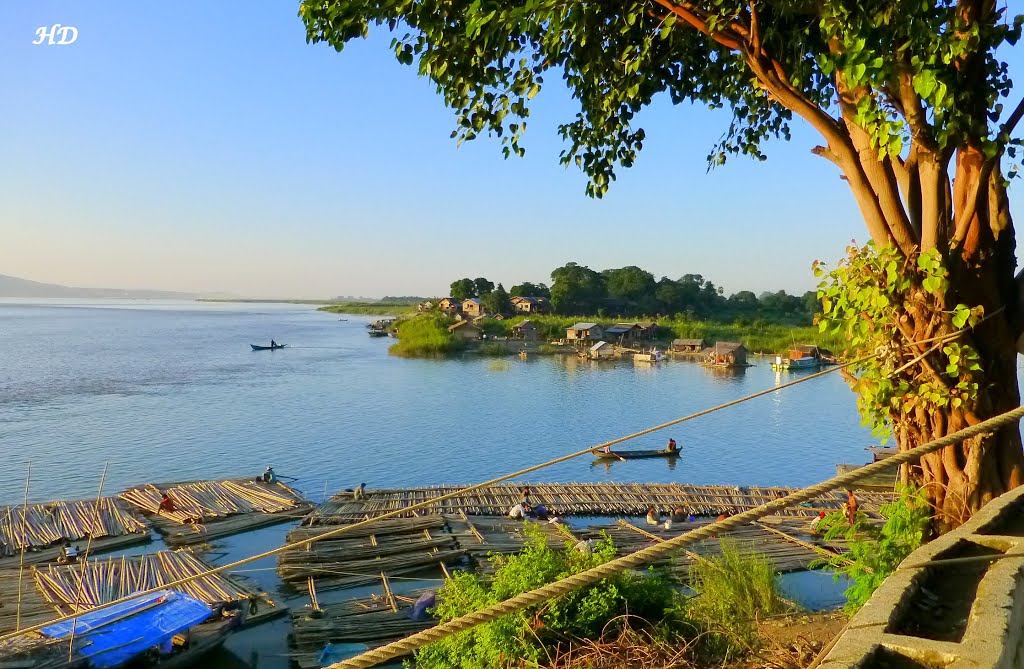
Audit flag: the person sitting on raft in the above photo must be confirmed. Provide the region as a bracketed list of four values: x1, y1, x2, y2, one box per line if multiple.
[670, 506, 688, 523]
[261, 466, 277, 484]
[61, 541, 79, 563]
[508, 501, 530, 520]
[158, 493, 176, 513]
[646, 505, 660, 526]
[666, 438, 678, 453]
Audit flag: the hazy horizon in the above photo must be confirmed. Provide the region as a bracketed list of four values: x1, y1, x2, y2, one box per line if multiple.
[2, 3, 1022, 300]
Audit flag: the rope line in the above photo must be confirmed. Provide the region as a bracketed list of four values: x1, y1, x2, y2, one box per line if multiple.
[0, 354, 867, 643]
[328, 404, 1024, 669]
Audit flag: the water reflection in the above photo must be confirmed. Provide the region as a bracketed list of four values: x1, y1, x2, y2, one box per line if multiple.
[590, 456, 679, 474]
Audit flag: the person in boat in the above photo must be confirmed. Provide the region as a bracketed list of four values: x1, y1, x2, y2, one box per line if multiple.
[271, 339, 278, 348]
[666, 438, 678, 454]
[508, 501, 530, 519]
[602, 445, 612, 454]
[158, 492, 176, 513]
[262, 466, 277, 484]
[846, 490, 859, 526]
[645, 505, 660, 526]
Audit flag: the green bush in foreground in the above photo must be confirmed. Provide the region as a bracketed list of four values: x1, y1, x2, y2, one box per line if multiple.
[415, 527, 788, 669]
[415, 525, 677, 669]
[815, 486, 931, 615]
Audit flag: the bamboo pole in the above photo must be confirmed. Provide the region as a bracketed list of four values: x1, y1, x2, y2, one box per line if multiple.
[67, 462, 108, 661]
[15, 461, 32, 631]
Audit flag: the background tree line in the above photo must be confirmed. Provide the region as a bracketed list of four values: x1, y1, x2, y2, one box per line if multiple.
[450, 262, 818, 325]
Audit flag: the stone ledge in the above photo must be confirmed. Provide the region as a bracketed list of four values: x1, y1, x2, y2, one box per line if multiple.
[820, 485, 1024, 669]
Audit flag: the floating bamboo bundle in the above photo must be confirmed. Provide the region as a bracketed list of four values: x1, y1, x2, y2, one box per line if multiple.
[119, 479, 303, 525]
[0, 498, 147, 557]
[307, 482, 894, 524]
[32, 550, 259, 614]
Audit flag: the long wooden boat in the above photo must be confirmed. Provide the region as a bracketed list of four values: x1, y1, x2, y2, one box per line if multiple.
[251, 344, 286, 350]
[591, 448, 680, 460]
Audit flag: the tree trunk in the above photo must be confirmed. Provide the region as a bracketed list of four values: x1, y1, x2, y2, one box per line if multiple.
[883, 168, 1024, 530]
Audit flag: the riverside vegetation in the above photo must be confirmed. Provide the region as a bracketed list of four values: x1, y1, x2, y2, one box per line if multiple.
[416, 525, 786, 669]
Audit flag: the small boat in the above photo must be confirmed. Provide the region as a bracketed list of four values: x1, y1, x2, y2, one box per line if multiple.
[251, 343, 286, 350]
[632, 349, 663, 363]
[591, 448, 680, 460]
[0, 590, 242, 669]
[367, 330, 388, 338]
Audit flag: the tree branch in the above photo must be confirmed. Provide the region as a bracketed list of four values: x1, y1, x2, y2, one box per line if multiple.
[1002, 95, 1024, 137]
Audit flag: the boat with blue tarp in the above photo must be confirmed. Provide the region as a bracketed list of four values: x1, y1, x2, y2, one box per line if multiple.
[0, 590, 243, 669]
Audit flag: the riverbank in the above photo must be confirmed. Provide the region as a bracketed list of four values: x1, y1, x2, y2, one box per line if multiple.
[382, 312, 845, 359]
[319, 302, 418, 316]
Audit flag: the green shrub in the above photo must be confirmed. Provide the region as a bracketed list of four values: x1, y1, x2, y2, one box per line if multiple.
[816, 485, 931, 615]
[684, 539, 786, 657]
[415, 525, 678, 669]
[388, 313, 465, 357]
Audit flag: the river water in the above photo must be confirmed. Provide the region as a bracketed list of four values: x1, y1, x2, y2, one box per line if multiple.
[0, 299, 876, 666]
[0, 299, 876, 503]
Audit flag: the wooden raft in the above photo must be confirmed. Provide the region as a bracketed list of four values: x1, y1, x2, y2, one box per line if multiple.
[32, 550, 286, 627]
[0, 568, 54, 634]
[120, 478, 311, 545]
[0, 498, 150, 567]
[279, 515, 463, 592]
[290, 587, 436, 669]
[305, 482, 895, 524]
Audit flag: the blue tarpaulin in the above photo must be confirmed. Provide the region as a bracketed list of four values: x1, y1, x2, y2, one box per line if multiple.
[40, 590, 214, 669]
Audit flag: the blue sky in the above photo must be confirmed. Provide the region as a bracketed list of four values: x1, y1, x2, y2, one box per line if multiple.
[0, 3, 1021, 298]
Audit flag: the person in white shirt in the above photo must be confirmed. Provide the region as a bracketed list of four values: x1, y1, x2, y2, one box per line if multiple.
[508, 502, 530, 519]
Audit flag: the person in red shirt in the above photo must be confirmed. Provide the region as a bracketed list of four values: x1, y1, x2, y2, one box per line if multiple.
[158, 493, 176, 513]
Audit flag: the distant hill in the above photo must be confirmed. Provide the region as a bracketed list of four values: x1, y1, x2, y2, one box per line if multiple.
[0, 273, 196, 299]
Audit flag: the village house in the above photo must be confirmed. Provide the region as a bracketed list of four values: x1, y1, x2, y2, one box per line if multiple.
[417, 300, 435, 312]
[604, 323, 643, 346]
[437, 297, 461, 315]
[511, 296, 551, 314]
[707, 342, 748, 367]
[671, 338, 706, 353]
[566, 322, 604, 346]
[588, 341, 615, 360]
[448, 320, 482, 340]
[637, 322, 658, 340]
[461, 298, 483, 318]
[512, 319, 539, 341]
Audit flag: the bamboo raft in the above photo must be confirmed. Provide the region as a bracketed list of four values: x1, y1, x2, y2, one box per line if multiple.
[0, 498, 149, 566]
[291, 586, 437, 669]
[305, 482, 894, 524]
[0, 568, 55, 634]
[120, 478, 311, 545]
[279, 515, 463, 591]
[32, 550, 285, 626]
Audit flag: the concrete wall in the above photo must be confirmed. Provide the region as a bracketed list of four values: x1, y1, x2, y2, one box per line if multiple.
[820, 485, 1024, 669]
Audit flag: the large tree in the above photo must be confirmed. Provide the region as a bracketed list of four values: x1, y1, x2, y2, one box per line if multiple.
[301, 1, 1024, 525]
[549, 262, 608, 314]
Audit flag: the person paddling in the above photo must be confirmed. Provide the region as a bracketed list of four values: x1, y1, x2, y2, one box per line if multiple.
[666, 438, 678, 454]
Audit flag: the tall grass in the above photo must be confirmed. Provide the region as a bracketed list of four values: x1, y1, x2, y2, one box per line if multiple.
[685, 539, 786, 657]
[387, 313, 466, 357]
